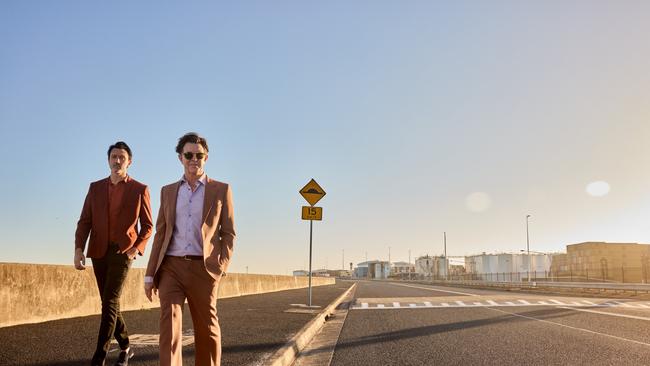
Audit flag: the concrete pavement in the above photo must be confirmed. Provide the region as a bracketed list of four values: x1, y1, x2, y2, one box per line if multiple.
[0, 280, 353, 366]
[330, 280, 650, 366]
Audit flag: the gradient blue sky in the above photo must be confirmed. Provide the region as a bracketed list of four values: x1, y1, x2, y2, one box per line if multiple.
[1, 1, 649, 274]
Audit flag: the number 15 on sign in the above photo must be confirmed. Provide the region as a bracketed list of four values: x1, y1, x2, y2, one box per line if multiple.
[302, 206, 322, 221]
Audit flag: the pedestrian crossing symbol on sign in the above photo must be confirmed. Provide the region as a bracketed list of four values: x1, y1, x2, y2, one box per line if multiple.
[299, 179, 326, 206]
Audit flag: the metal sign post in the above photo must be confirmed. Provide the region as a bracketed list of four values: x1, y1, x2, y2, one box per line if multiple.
[299, 178, 326, 307]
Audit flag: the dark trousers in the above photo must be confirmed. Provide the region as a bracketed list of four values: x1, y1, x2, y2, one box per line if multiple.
[91, 243, 133, 362]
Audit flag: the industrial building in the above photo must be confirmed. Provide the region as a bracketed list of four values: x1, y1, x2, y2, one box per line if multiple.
[549, 242, 650, 283]
[415, 255, 448, 279]
[391, 261, 415, 276]
[464, 252, 552, 281]
[353, 260, 391, 279]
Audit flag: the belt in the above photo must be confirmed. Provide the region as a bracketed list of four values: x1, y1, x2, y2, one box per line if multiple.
[166, 255, 203, 261]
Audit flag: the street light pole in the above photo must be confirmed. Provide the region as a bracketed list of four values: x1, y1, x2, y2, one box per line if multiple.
[526, 214, 531, 282]
[409, 249, 411, 281]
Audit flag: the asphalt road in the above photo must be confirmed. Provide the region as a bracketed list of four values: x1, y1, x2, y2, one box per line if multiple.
[0, 281, 352, 366]
[330, 280, 650, 366]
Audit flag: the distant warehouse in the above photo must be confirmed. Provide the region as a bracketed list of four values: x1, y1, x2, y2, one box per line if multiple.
[550, 242, 650, 283]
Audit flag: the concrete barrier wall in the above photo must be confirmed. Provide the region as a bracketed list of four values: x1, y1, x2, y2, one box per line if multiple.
[0, 263, 334, 328]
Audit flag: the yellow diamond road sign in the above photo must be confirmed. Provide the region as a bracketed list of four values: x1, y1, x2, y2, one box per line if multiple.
[300, 179, 326, 206]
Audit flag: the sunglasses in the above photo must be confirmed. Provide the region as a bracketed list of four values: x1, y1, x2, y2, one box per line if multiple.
[183, 152, 206, 160]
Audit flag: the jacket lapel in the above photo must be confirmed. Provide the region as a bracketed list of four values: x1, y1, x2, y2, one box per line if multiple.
[118, 178, 134, 216]
[99, 177, 110, 222]
[168, 181, 181, 225]
[202, 177, 217, 224]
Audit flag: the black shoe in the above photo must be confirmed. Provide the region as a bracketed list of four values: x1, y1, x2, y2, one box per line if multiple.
[114, 347, 134, 366]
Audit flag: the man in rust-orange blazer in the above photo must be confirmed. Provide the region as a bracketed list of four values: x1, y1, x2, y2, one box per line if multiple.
[145, 132, 235, 366]
[75, 178, 153, 258]
[75, 141, 153, 366]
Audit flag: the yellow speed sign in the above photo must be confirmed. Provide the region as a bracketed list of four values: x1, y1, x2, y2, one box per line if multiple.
[301, 206, 322, 221]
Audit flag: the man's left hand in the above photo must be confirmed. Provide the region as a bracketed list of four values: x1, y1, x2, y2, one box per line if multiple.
[125, 247, 139, 260]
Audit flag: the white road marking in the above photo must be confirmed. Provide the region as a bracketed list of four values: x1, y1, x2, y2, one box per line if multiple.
[114, 331, 194, 348]
[614, 301, 633, 308]
[351, 296, 650, 310]
[489, 308, 650, 347]
[557, 306, 650, 321]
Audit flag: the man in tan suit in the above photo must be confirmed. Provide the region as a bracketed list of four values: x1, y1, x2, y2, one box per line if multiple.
[145, 132, 235, 366]
[75, 141, 153, 366]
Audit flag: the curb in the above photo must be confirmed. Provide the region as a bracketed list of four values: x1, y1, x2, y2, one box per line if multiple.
[268, 282, 357, 366]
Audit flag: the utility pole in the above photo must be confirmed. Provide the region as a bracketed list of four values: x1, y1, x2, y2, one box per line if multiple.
[342, 249, 344, 270]
[526, 214, 531, 282]
[409, 249, 412, 281]
[444, 232, 448, 281]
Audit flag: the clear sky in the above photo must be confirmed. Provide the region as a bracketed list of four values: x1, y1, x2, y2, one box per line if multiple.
[1, 1, 649, 274]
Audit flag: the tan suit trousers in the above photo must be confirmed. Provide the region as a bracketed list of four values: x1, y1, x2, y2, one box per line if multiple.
[158, 257, 221, 366]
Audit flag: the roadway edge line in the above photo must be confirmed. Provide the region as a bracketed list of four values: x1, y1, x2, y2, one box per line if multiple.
[267, 282, 358, 366]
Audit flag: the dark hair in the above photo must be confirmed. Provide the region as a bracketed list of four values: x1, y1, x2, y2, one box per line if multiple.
[175, 132, 209, 154]
[107, 141, 132, 159]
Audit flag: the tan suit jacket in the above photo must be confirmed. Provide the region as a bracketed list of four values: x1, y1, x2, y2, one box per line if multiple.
[75, 177, 153, 258]
[145, 177, 235, 286]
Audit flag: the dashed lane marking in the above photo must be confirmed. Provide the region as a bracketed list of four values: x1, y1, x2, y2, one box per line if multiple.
[351, 299, 650, 310]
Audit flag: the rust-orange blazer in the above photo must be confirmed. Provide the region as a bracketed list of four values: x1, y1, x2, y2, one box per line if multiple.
[75, 177, 154, 258]
[145, 177, 236, 286]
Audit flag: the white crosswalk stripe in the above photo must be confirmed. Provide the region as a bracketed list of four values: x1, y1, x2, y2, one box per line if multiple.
[351, 298, 650, 310]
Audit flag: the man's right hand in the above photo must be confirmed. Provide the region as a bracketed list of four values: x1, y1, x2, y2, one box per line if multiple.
[145, 282, 157, 302]
[74, 249, 86, 270]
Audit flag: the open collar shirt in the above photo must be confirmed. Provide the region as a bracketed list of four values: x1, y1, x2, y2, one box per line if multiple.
[166, 174, 207, 257]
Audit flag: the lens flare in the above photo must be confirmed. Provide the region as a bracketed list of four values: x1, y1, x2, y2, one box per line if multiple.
[465, 192, 492, 212]
[586, 181, 610, 197]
